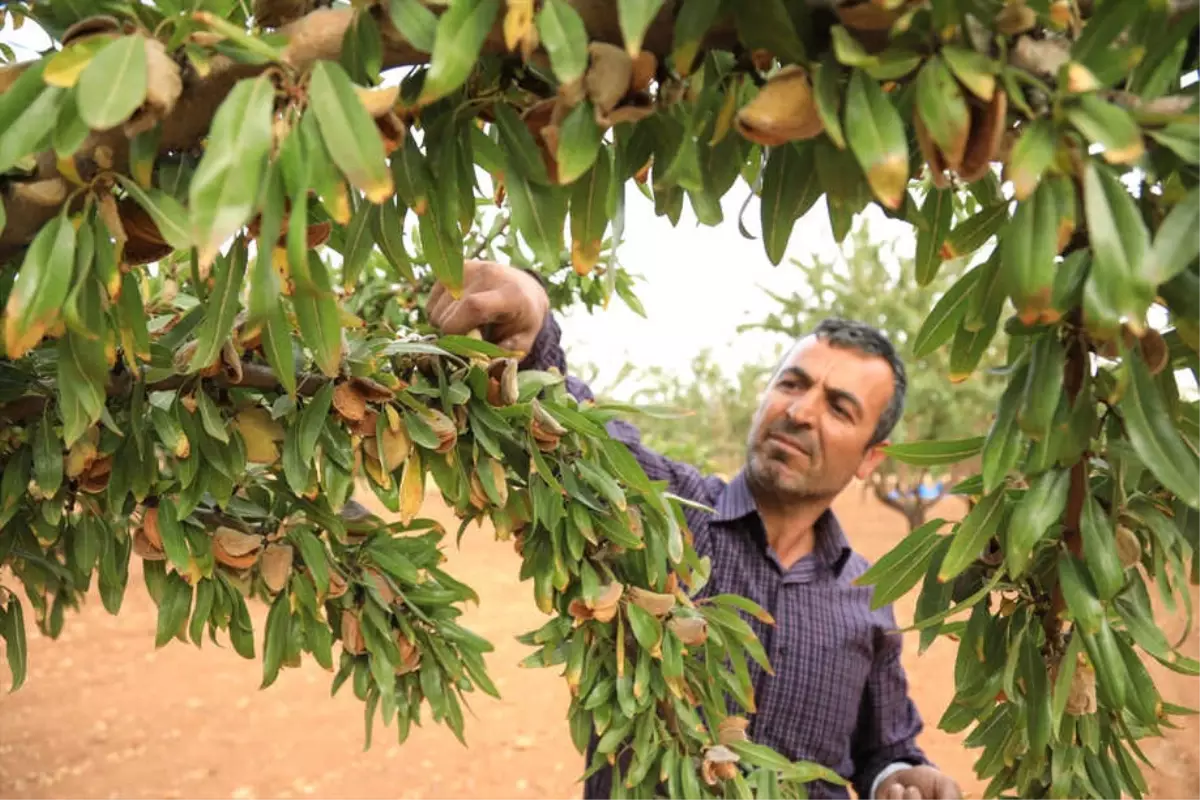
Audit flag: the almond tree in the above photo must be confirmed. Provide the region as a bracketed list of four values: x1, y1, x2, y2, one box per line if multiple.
[0, 2, 1196, 798]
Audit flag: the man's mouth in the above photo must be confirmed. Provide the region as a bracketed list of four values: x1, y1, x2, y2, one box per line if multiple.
[766, 433, 812, 460]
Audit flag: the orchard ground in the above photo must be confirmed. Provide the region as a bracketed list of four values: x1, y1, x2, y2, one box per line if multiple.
[1, 485, 1196, 799]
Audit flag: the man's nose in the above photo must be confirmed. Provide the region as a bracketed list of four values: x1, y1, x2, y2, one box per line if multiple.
[785, 392, 819, 426]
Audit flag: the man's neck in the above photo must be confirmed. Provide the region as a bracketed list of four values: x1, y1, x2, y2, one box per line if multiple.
[751, 487, 833, 571]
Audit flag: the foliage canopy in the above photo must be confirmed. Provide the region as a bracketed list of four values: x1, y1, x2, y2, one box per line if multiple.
[0, 1, 1198, 798]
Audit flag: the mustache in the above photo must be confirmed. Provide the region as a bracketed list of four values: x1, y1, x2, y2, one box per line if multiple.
[762, 421, 817, 456]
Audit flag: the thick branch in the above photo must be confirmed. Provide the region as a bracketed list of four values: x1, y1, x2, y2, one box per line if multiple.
[0, 3, 737, 258]
[0, 362, 328, 424]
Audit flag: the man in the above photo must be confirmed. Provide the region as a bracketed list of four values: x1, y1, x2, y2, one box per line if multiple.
[426, 260, 963, 800]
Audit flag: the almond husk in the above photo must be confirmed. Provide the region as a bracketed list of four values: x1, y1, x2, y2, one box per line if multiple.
[333, 381, 368, 422]
[959, 89, 1008, 182]
[142, 506, 164, 550]
[124, 37, 183, 138]
[1065, 654, 1098, 715]
[365, 567, 398, 605]
[702, 745, 740, 785]
[667, 615, 708, 646]
[341, 610, 366, 656]
[427, 409, 458, 453]
[734, 65, 824, 147]
[260, 542, 294, 594]
[1115, 525, 1141, 568]
[584, 42, 633, 115]
[394, 630, 422, 674]
[718, 716, 749, 745]
[213, 526, 263, 569]
[628, 586, 675, 617]
[65, 432, 99, 479]
[1138, 329, 1169, 376]
[630, 51, 657, 94]
[325, 568, 349, 600]
[487, 358, 519, 406]
[133, 528, 166, 561]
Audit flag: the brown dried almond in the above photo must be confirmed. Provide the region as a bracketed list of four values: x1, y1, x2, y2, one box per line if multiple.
[394, 630, 422, 674]
[1065, 654, 1097, 715]
[996, 2, 1037, 35]
[630, 51, 657, 94]
[133, 528, 166, 561]
[341, 610, 366, 656]
[958, 89, 1008, 183]
[584, 42, 633, 114]
[142, 506, 164, 550]
[628, 586, 675, 617]
[734, 65, 824, 147]
[365, 567, 398, 605]
[469, 472, 490, 510]
[213, 526, 263, 569]
[487, 358, 520, 406]
[1115, 524, 1141, 568]
[350, 376, 396, 403]
[667, 615, 709, 646]
[333, 381, 368, 422]
[1138, 329, 1169, 376]
[260, 542, 294, 594]
[426, 409, 458, 453]
[325, 568, 349, 600]
[915, 114, 951, 189]
[717, 716, 749, 745]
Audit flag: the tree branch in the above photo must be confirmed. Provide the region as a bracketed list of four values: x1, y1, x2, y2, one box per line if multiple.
[0, 3, 738, 259]
[0, 362, 329, 424]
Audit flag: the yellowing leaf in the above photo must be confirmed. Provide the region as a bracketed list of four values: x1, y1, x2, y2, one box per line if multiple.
[76, 35, 147, 130]
[5, 213, 75, 359]
[235, 407, 284, 465]
[309, 61, 394, 203]
[188, 75, 274, 271]
[43, 35, 111, 88]
[618, 0, 667, 58]
[399, 448, 424, 524]
[844, 70, 909, 210]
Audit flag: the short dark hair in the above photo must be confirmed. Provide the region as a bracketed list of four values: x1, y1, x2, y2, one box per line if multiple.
[794, 317, 907, 447]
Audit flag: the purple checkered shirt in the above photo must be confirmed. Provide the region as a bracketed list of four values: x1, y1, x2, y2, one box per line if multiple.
[522, 313, 929, 800]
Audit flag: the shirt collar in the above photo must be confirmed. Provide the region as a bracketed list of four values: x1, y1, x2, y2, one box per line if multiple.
[713, 469, 853, 576]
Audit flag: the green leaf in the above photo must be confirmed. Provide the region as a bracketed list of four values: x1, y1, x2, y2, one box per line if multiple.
[813, 56, 846, 149]
[262, 304, 297, 397]
[0, 70, 62, 174]
[1065, 95, 1145, 165]
[2, 598, 27, 691]
[338, 201, 376, 291]
[189, 578, 214, 646]
[292, 253, 344, 377]
[570, 154, 612, 274]
[537, 0, 589, 83]
[625, 603, 662, 651]
[188, 241, 247, 372]
[1083, 161, 1154, 328]
[915, 187, 954, 286]
[940, 487, 1006, 582]
[188, 75, 274, 270]
[618, 0, 667, 58]
[856, 520, 947, 609]
[309, 62, 394, 204]
[115, 176, 192, 251]
[1148, 122, 1199, 164]
[1058, 555, 1104, 635]
[556, 101, 602, 184]
[494, 102, 552, 185]
[915, 56, 970, 166]
[76, 35, 147, 131]
[844, 69, 909, 211]
[940, 45, 996, 102]
[156, 498, 192, 574]
[1146, 187, 1199, 285]
[388, 0, 437, 52]
[942, 203, 1008, 260]
[418, 0, 500, 106]
[1007, 119, 1056, 201]
[506, 167, 567, 269]
[884, 437, 984, 467]
[732, 0, 806, 64]
[1120, 346, 1200, 508]
[154, 573, 192, 648]
[261, 591, 291, 689]
[911, 262, 983, 358]
[669, 0, 722, 75]
[760, 141, 822, 266]
[8, 214, 74, 362]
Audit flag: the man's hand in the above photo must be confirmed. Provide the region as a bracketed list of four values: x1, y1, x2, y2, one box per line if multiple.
[425, 259, 549, 356]
[876, 766, 961, 799]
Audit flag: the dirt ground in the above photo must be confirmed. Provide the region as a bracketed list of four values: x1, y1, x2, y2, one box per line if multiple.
[1, 485, 1196, 800]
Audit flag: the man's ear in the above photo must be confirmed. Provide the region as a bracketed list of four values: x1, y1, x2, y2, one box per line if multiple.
[856, 440, 890, 481]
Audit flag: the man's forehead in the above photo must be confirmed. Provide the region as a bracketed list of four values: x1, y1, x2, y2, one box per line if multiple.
[777, 337, 895, 392]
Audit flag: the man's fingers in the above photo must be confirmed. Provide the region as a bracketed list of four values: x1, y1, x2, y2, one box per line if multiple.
[884, 783, 905, 800]
[436, 289, 508, 335]
[904, 787, 922, 800]
[426, 283, 451, 324]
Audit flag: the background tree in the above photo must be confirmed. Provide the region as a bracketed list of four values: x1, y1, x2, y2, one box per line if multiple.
[743, 221, 1007, 529]
[0, 2, 1197, 799]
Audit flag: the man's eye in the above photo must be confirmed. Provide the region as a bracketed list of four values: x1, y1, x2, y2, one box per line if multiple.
[832, 405, 851, 419]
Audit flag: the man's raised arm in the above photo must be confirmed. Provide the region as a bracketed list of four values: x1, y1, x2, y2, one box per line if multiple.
[426, 260, 710, 499]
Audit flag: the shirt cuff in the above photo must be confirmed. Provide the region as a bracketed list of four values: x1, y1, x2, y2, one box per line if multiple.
[870, 762, 913, 799]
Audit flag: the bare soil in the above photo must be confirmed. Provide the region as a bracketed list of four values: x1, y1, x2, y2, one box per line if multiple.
[1, 485, 1196, 799]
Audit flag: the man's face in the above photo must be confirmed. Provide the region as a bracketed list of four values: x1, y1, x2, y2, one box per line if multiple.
[745, 336, 895, 502]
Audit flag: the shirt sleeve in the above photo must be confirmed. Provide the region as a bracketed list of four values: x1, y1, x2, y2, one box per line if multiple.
[519, 311, 713, 504]
[850, 608, 931, 799]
